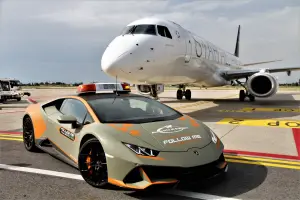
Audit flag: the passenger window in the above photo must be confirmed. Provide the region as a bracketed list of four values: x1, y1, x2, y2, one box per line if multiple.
[60, 99, 88, 124]
[157, 25, 172, 39]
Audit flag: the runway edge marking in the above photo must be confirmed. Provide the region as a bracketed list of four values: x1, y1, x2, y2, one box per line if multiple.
[223, 150, 300, 161]
[0, 164, 240, 200]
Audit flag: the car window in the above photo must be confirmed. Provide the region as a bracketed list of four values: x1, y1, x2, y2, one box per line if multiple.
[60, 99, 88, 124]
[83, 112, 94, 125]
[87, 96, 182, 123]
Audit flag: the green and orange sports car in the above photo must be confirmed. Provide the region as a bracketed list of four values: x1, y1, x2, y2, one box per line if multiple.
[22, 82, 228, 190]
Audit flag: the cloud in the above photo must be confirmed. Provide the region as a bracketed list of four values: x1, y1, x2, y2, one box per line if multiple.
[0, 0, 299, 83]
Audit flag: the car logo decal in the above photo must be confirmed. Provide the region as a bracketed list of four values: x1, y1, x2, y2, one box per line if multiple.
[193, 150, 199, 155]
[60, 127, 75, 141]
[152, 125, 188, 134]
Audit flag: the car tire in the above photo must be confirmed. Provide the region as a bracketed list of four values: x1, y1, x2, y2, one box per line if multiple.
[78, 138, 109, 188]
[23, 116, 39, 152]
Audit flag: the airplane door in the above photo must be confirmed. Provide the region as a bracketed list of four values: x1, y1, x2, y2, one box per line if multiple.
[185, 34, 192, 63]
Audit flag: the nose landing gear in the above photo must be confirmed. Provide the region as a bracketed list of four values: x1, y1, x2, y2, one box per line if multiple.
[176, 85, 191, 100]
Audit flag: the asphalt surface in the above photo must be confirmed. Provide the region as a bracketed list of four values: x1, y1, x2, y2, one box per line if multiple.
[1, 89, 300, 200]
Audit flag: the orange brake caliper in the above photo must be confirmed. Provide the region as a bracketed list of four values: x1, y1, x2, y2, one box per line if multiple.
[86, 150, 92, 175]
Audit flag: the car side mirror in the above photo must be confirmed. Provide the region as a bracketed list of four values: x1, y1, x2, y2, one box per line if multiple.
[57, 115, 78, 128]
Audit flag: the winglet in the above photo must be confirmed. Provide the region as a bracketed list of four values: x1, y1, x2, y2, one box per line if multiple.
[234, 25, 240, 57]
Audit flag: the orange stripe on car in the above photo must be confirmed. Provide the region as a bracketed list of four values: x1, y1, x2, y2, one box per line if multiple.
[25, 104, 47, 139]
[137, 155, 165, 161]
[108, 124, 141, 136]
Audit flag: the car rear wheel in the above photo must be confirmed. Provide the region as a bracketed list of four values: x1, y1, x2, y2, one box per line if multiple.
[23, 116, 39, 152]
[78, 138, 109, 188]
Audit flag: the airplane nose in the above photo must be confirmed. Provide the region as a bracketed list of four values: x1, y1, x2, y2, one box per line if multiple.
[101, 51, 128, 75]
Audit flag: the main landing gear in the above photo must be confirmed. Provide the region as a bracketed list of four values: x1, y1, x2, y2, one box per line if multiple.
[176, 85, 191, 100]
[150, 84, 159, 100]
[236, 80, 255, 102]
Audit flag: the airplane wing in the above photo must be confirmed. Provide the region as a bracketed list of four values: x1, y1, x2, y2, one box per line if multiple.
[220, 66, 300, 80]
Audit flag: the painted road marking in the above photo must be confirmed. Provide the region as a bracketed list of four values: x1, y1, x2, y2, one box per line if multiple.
[217, 118, 300, 128]
[218, 109, 252, 113]
[0, 134, 23, 138]
[226, 159, 300, 170]
[0, 133, 23, 141]
[163, 189, 240, 200]
[0, 164, 240, 200]
[225, 155, 300, 166]
[243, 107, 300, 112]
[0, 137, 23, 141]
[218, 107, 300, 113]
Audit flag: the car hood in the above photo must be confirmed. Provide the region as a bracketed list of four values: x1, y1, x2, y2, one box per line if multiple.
[139, 116, 212, 151]
[103, 115, 213, 151]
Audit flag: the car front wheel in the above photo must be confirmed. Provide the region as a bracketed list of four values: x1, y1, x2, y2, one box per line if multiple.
[78, 138, 109, 188]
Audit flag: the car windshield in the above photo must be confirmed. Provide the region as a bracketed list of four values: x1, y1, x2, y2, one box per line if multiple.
[0, 81, 10, 91]
[88, 96, 182, 123]
[10, 80, 21, 87]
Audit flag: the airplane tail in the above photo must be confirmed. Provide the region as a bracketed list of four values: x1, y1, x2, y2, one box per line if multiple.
[234, 25, 282, 66]
[234, 25, 240, 57]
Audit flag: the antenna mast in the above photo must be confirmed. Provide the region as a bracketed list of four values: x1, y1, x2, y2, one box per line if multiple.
[115, 76, 119, 96]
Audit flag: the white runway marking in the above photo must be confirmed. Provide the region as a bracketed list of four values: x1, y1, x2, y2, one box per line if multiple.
[0, 164, 83, 180]
[164, 189, 241, 200]
[0, 163, 241, 200]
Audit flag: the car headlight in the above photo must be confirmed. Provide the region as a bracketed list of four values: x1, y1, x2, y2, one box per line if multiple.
[123, 143, 159, 157]
[209, 129, 218, 144]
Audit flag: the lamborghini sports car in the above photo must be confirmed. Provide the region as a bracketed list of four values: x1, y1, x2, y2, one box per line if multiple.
[22, 82, 228, 190]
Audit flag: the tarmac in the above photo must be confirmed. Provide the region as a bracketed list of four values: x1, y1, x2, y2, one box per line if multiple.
[0, 88, 300, 200]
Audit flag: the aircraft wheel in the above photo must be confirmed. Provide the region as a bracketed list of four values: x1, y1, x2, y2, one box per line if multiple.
[177, 89, 183, 100]
[17, 97, 21, 101]
[185, 89, 191, 100]
[239, 90, 246, 102]
[249, 94, 255, 102]
[23, 116, 39, 152]
[78, 138, 109, 188]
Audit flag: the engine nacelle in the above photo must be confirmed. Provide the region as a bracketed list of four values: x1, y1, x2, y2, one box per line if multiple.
[136, 84, 164, 96]
[246, 72, 279, 97]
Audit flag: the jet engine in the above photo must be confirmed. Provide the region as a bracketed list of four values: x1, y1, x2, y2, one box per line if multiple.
[136, 84, 164, 96]
[246, 72, 278, 97]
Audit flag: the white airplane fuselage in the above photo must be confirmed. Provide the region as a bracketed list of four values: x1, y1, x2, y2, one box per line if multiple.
[101, 18, 242, 88]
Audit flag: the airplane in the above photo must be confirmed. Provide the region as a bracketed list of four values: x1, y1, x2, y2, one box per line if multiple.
[101, 17, 300, 101]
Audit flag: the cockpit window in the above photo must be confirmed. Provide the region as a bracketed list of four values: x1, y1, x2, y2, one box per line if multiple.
[121, 25, 135, 35]
[121, 24, 156, 36]
[157, 25, 172, 39]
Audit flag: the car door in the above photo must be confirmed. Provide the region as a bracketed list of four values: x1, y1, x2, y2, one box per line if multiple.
[53, 98, 93, 162]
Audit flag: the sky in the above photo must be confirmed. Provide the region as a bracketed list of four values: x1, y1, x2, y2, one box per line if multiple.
[0, 0, 299, 84]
